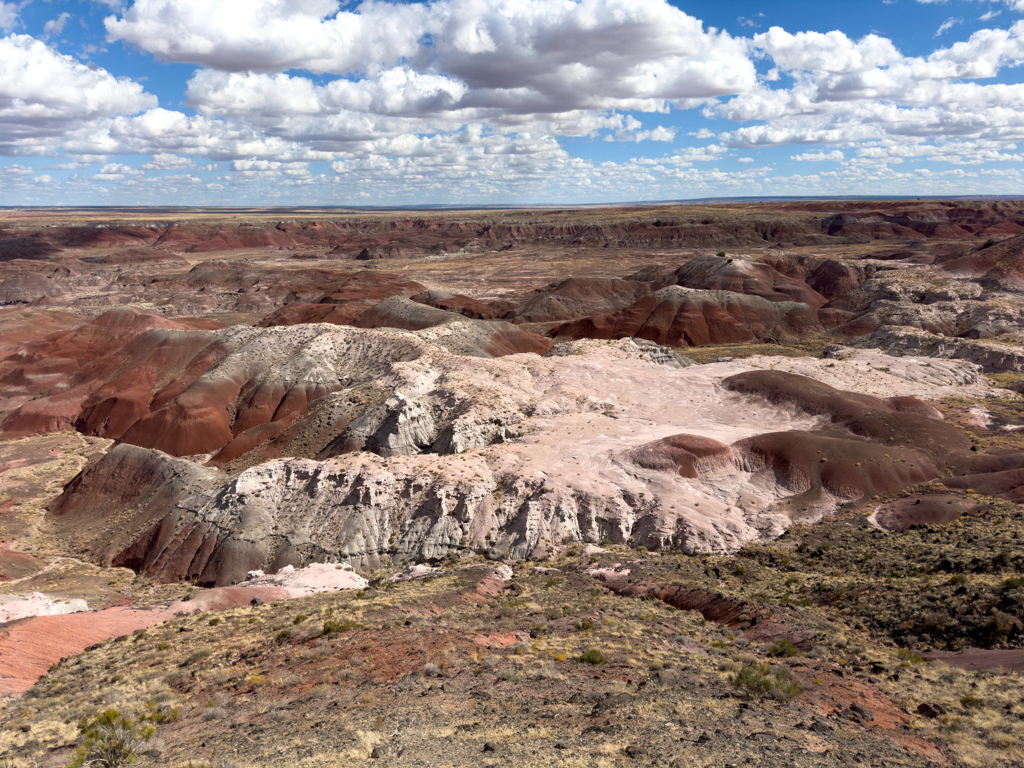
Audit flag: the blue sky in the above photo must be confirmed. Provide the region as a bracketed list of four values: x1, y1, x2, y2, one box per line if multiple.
[2, 0, 1024, 206]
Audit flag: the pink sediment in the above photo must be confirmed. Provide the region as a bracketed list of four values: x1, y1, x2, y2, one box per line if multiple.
[0, 586, 299, 698]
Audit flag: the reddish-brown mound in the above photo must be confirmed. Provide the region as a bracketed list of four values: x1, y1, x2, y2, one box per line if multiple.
[722, 370, 969, 458]
[352, 297, 552, 357]
[624, 434, 732, 478]
[48, 443, 257, 585]
[0, 308, 227, 422]
[0, 586, 298, 697]
[258, 271, 426, 328]
[872, 495, 982, 532]
[940, 233, 1024, 290]
[804, 259, 875, 300]
[410, 290, 514, 320]
[511, 277, 653, 322]
[551, 287, 822, 347]
[257, 303, 367, 327]
[941, 467, 1024, 502]
[667, 255, 828, 307]
[735, 431, 939, 502]
[0, 308, 85, 361]
[0, 235, 62, 261]
[721, 371, 1024, 509]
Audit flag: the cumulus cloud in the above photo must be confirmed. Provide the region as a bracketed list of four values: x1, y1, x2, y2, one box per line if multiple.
[139, 152, 196, 170]
[715, 21, 1024, 153]
[0, 3, 19, 32]
[110, 0, 756, 114]
[105, 0, 429, 75]
[94, 161, 143, 180]
[43, 12, 72, 36]
[604, 115, 676, 142]
[754, 28, 901, 73]
[0, 34, 157, 155]
[1, 1, 1023, 203]
[187, 68, 468, 120]
[792, 150, 845, 161]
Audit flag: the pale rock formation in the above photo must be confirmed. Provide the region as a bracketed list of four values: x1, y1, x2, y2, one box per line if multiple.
[50, 329, 1007, 585]
[0, 593, 89, 624]
[849, 325, 1024, 373]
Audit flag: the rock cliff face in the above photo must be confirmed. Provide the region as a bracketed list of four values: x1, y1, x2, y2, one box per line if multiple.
[46, 335, 1024, 587]
[0, 316, 551, 462]
[849, 326, 1024, 372]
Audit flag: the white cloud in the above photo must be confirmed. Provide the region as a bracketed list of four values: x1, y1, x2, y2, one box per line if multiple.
[714, 21, 1024, 152]
[0, 3, 19, 32]
[604, 115, 676, 142]
[754, 27, 901, 74]
[0, 1, 1022, 203]
[43, 12, 72, 36]
[106, 0, 430, 75]
[94, 162, 143, 180]
[138, 152, 196, 170]
[0, 34, 156, 155]
[792, 150, 845, 161]
[110, 0, 757, 114]
[187, 68, 468, 119]
[934, 17, 962, 37]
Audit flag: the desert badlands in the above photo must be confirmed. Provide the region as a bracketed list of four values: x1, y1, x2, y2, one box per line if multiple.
[0, 202, 1023, 767]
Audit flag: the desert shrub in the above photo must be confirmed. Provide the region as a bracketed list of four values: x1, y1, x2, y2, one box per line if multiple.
[322, 618, 360, 636]
[730, 663, 803, 701]
[1001, 576, 1024, 592]
[983, 609, 1022, 645]
[578, 648, 608, 665]
[980, 238, 998, 249]
[67, 709, 155, 768]
[292, 614, 308, 625]
[497, 669, 523, 682]
[574, 618, 596, 631]
[960, 695, 986, 710]
[181, 648, 211, 666]
[207, 618, 220, 627]
[765, 639, 800, 658]
[898, 648, 925, 664]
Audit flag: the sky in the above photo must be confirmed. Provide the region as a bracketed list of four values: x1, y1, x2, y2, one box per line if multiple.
[2, 0, 1024, 206]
